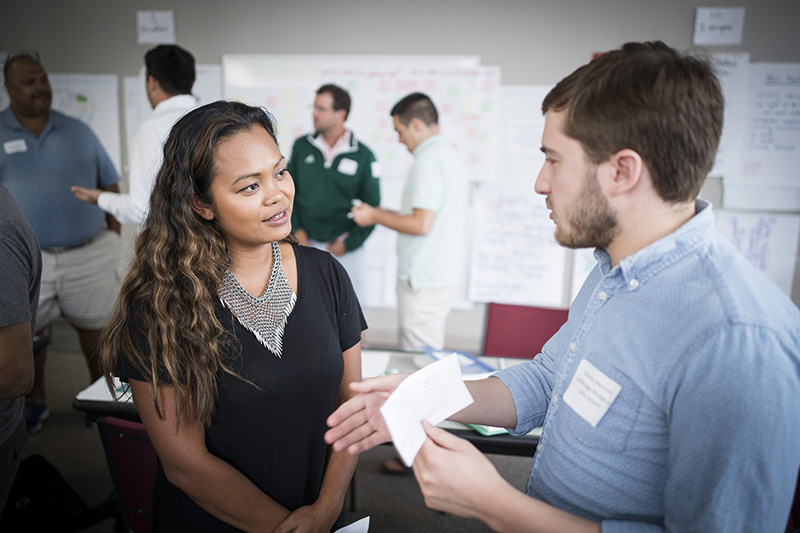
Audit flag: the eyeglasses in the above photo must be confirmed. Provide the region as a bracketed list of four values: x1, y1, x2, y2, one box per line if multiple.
[312, 105, 335, 113]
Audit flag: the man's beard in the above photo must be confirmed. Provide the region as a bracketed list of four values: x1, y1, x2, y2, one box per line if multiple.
[555, 167, 619, 250]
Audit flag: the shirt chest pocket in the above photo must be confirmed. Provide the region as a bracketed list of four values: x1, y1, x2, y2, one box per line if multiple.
[559, 369, 644, 453]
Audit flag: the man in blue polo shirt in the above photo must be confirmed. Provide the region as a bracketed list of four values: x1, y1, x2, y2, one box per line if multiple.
[0, 51, 122, 433]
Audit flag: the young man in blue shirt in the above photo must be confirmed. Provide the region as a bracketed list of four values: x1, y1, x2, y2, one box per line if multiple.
[325, 41, 800, 532]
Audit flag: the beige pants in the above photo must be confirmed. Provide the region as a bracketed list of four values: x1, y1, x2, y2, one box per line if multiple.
[396, 278, 457, 351]
[38, 229, 123, 330]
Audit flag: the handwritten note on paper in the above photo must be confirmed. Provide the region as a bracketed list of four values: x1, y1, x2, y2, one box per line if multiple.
[469, 180, 567, 307]
[741, 63, 800, 189]
[380, 354, 473, 467]
[693, 7, 745, 45]
[716, 210, 800, 296]
[136, 11, 176, 44]
[702, 52, 750, 177]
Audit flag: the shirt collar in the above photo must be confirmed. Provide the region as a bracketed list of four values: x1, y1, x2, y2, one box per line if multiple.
[1, 107, 59, 134]
[412, 133, 442, 155]
[595, 199, 716, 288]
[153, 94, 197, 113]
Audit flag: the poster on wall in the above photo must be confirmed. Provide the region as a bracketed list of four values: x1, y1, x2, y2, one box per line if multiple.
[716, 210, 800, 296]
[49, 74, 122, 176]
[469, 180, 566, 307]
[702, 52, 749, 178]
[725, 62, 800, 211]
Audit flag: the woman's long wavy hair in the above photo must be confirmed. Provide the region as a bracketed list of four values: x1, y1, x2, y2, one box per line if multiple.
[100, 100, 293, 429]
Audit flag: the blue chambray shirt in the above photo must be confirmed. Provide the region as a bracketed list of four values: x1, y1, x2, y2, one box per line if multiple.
[496, 200, 800, 532]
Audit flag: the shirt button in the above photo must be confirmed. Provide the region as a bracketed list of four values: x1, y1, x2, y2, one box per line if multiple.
[629, 279, 639, 289]
[598, 291, 608, 301]
[552, 394, 559, 404]
[570, 342, 576, 351]
[537, 444, 543, 452]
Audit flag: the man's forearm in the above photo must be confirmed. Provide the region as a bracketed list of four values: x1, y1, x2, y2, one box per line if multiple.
[450, 377, 518, 428]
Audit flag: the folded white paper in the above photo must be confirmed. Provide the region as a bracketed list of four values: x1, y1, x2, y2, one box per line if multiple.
[380, 354, 474, 467]
[334, 516, 369, 533]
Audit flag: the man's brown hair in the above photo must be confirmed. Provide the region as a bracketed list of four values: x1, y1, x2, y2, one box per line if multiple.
[542, 41, 724, 203]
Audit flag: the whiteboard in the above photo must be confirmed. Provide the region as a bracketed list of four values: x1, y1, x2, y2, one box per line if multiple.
[49, 74, 122, 177]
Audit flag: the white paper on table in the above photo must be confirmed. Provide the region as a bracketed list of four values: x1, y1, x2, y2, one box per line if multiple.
[75, 376, 131, 402]
[334, 516, 369, 533]
[380, 354, 474, 467]
[361, 350, 391, 379]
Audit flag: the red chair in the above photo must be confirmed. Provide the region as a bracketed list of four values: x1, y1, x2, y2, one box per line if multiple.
[482, 303, 569, 359]
[97, 416, 157, 533]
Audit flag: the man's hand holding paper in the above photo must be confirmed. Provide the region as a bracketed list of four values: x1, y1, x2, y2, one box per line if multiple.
[379, 354, 473, 466]
[325, 373, 406, 454]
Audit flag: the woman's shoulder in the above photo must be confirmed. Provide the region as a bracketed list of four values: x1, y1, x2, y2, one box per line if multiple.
[293, 243, 347, 279]
[293, 242, 334, 263]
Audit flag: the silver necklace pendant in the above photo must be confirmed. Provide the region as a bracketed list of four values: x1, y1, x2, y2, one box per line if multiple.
[218, 241, 296, 357]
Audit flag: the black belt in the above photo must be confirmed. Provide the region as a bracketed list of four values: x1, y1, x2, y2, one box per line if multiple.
[42, 235, 96, 253]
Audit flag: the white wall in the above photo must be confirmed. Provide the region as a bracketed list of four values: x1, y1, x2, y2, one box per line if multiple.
[3, 0, 798, 351]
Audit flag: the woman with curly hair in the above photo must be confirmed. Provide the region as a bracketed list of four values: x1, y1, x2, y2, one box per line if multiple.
[100, 100, 364, 532]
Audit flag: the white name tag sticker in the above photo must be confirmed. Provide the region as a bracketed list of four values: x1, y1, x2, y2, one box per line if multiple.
[338, 158, 359, 176]
[562, 358, 621, 427]
[3, 139, 27, 154]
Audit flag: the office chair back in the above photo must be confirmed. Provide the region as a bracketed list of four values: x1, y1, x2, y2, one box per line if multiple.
[97, 416, 157, 533]
[482, 303, 569, 359]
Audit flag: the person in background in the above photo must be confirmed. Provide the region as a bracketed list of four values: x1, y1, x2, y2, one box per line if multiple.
[0, 51, 122, 433]
[71, 44, 197, 229]
[327, 42, 800, 532]
[289, 83, 380, 299]
[100, 101, 363, 531]
[0, 184, 41, 511]
[350, 92, 469, 475]
[351, 93, 468, 354]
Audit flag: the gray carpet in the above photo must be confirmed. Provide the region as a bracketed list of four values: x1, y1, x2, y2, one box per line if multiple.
[15, 319, 534, 532]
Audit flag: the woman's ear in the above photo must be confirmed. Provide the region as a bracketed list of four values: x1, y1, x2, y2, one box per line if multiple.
[191, 195, 215, 221]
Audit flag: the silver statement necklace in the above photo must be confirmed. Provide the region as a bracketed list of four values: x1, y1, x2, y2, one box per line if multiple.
[218, 241, 296, 357]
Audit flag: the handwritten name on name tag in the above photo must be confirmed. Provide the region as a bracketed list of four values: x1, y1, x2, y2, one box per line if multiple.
[563, 358, 621, 428]
[3, 139, 27, 154]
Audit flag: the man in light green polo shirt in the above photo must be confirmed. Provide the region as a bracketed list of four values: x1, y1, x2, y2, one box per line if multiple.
[351, 92, 468, 352]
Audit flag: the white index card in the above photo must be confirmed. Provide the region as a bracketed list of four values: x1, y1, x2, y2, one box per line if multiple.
[380, 354, 473, 467]
[694, 7, 746, 45]
[137, 11, 176, 44]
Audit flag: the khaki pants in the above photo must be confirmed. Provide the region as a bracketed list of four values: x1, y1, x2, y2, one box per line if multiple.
[396, 278, 457, 351]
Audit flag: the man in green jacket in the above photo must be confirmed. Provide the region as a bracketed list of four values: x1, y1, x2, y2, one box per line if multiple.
[288, 84, 380, 300]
